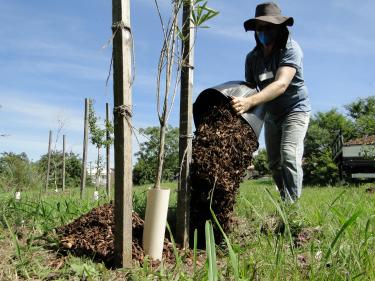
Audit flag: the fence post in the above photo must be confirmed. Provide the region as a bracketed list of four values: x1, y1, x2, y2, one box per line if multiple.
[80, 98, 89, 199]
[112, 0, 133, 268]
[176, 0, 194, 248]
[45, 130, 53, 192]
[106, 102, 111, 197]
[62, 134, 66, 191]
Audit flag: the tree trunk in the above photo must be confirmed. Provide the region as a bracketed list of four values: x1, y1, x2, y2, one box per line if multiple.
[96, 146, 101, 190]
[154, 124, 167, 189]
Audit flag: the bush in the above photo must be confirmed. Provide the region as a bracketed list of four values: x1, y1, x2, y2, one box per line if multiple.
[133, 126, 179, 185]
[0, 152, 43, 191]
[253, 148, 270, 176]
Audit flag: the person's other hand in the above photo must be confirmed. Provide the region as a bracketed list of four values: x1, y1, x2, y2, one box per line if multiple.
[230, 96, 255, 115]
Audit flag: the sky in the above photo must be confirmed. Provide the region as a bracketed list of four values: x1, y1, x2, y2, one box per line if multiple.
[0, 0, 374, 164]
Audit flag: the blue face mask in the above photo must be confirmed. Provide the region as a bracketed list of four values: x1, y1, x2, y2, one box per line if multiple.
[256, 30, 278, 46]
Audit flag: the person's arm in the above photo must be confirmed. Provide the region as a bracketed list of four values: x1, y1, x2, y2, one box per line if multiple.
[231, 65, 296, 115]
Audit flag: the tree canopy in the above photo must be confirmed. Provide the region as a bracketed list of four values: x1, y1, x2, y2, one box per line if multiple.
[0, 152, 41, 191]
[133, 126, 179, 185]
[303, 95, 375, 185]
[38, 151, 82, 188]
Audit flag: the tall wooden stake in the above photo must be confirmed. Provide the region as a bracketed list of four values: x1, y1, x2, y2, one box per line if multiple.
[176, 0, 194, 248]
[62, 134, 66, 191]
[45, 130, 52, 192]
[80, 98, 89, 199]
[106, 102, 111, 197]
[112, 0, 133, 268]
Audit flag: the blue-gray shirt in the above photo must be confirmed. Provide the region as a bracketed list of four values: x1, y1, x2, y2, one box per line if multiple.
[245, 36, 311, 120]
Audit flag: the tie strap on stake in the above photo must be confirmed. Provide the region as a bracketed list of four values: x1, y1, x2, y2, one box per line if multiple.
[113, 104, 133, 119]
[179, 134, 194, 139]
[112, 20, 132, 34]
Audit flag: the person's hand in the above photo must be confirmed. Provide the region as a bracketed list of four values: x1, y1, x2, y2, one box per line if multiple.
[230, 96, 255, 115]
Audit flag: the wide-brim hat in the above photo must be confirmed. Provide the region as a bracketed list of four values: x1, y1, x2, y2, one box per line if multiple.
[244, 2, 294, 31]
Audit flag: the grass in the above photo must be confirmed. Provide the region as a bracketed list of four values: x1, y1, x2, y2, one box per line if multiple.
[0, 179, 374, 280]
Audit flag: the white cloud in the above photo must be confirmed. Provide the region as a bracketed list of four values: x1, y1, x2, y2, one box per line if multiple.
[0, 93, 84, 132]
[203, 24, 249, 42]
[32, 61, 108, 81]
[299, 24, 375, 56]
[0, 38, 107, 62]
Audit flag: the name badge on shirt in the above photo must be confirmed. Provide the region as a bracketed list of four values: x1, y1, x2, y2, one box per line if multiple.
[259, 71, 274, 82]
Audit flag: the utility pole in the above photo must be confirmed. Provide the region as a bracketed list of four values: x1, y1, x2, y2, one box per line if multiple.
[176, 0, 194, 248]
[112, 0, 133, 268]
[80, 98, 89, 199]
[106, 102, 111, 197]
[62, 134, 66, 191]
[45, 130, 53, 192]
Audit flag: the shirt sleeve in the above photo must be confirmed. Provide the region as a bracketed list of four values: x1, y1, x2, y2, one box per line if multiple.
[245, 53, 256, 85]
[279, 41, 303, 70]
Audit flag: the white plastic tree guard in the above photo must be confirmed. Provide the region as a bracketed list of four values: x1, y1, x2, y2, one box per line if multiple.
[142, 188, 170, 260]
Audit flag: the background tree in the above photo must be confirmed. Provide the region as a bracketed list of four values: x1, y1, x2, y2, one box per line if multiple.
[88, 100, 114, 189]
[345, 96, 375, 137]
[252, 148, 270, 177]
[303, 109, 355, 185]
[38, 152, 82, 188]
[0, 152, 42, 192]
[50, 120, 65, 190]
[133, 126, 179, 185]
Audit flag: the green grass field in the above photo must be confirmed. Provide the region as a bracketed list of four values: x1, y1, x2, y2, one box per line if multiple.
[0, 179, 374, 280]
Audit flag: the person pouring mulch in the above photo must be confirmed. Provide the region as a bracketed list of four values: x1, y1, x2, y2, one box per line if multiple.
[231, 2, 311, 203]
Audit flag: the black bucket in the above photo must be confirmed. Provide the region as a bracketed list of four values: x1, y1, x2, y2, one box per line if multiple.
[193, 81, 266, 140]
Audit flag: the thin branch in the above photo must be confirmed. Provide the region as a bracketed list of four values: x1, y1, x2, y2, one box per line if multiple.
[154, 0, 167, 44]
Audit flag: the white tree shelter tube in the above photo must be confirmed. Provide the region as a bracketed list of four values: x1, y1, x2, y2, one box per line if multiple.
[15, 191, 21, 200]
[142, 188, 170, 260]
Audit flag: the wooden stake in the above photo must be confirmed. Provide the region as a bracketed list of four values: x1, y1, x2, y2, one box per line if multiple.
[62, 134, 66, 191]
[106, 102, 111, 197]
[80, 98, 89, 199]
[45, 130, 52, 192]
[176, 0, 194, 248]
[112, 0, 133, 268]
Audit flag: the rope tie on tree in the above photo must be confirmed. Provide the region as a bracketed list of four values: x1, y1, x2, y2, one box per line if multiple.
[113, 104, 133, 119]
[111, 20, 132, 34]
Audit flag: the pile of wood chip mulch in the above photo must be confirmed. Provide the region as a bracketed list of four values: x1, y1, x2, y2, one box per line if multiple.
[56, 203, 200, 268]
[190, 101, 258, 246]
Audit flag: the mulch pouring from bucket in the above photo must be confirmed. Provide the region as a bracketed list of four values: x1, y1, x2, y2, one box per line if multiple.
[190, 101, 259, 246]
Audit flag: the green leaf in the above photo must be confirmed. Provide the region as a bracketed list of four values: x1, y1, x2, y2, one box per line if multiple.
[210, 208, 240, 280]
[324, 209, 362, 263]
[265, 189, 295, 257]
[205, 220, 218, 281]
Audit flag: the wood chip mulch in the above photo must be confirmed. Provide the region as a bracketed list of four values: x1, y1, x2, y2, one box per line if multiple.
[190, 101, 258, 247]
[55, 203, 202, 268]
